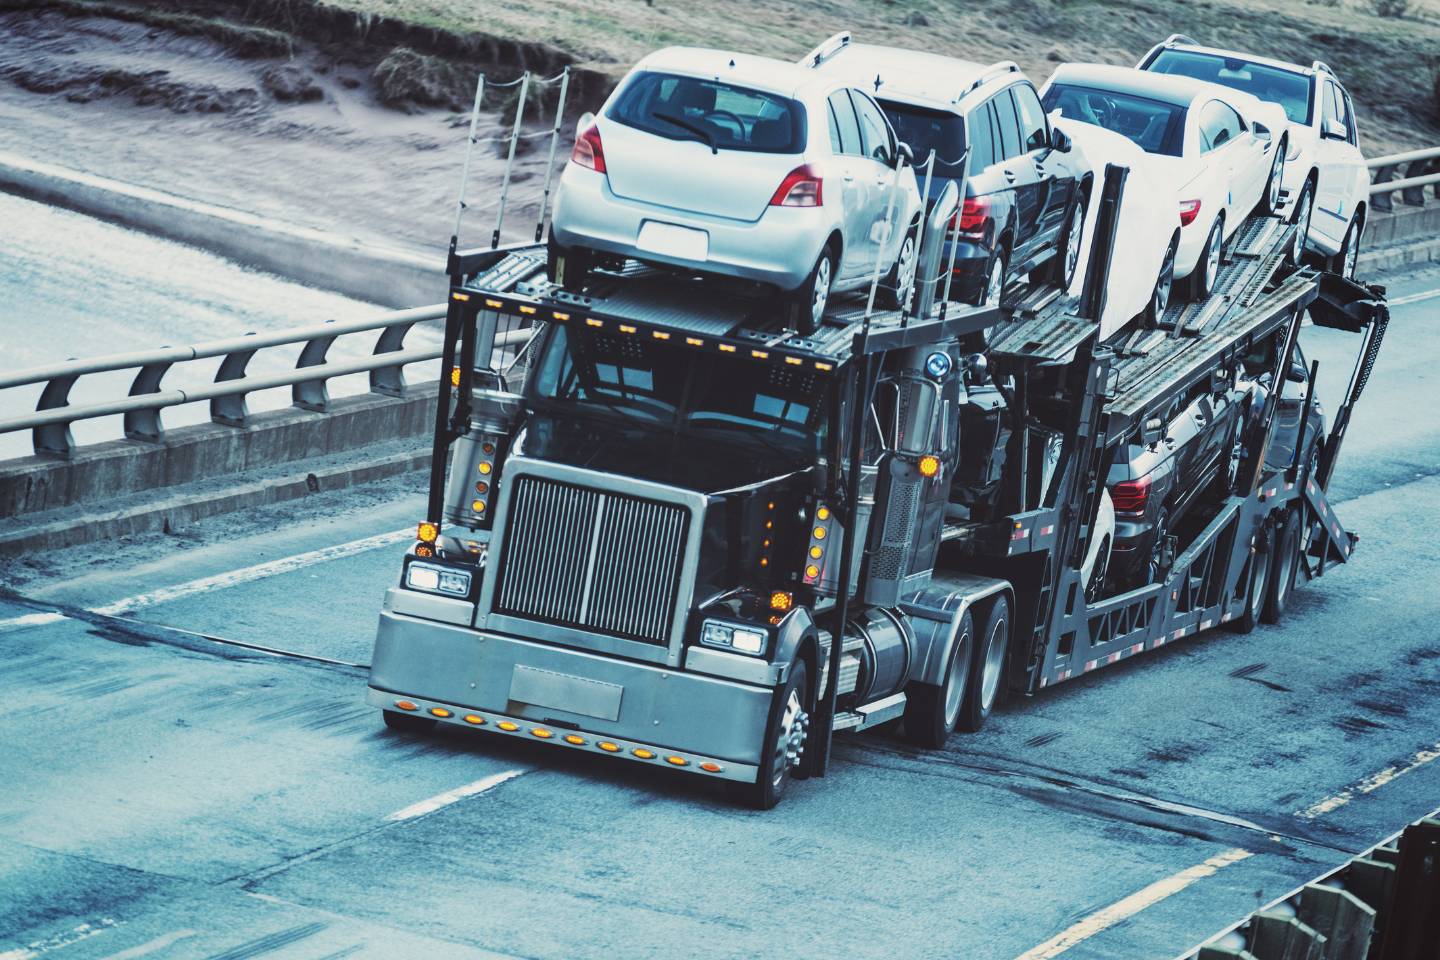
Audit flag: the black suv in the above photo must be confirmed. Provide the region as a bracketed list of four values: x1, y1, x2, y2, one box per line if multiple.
[804, 35, 1090, 307]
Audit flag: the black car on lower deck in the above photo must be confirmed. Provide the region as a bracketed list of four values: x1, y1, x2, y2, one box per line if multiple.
[805, 40, 1090, 307]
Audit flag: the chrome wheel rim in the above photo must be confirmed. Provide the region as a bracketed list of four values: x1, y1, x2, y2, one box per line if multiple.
[1344, 228, 1359, 278]
[1063, 204, 1083, 284]
[810, 255, 832, 327]
[1154, 244, 1175, 315]
[979, 617, 1006, 712]
[1292, 190, 1311, 263]
[1204, 225, 1221, 293]
[984, 258, 1004, 307]
[771, 687, 808, 788]
[942, 628, 969, 728]
[896, 235, 917, 307]
[1250, 548, 1269, 617]
[1268, 151, 1283, 211]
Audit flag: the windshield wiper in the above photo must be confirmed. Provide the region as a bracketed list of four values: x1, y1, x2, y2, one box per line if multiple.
[654, 112, 718, 154]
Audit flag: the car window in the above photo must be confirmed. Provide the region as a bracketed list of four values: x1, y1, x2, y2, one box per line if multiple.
[1147, 48, 1314, 126]
[1321, 81, 1338, 128]
[608, 71, 806, 154]
[1012, 83, 1048, 152]
[828, 91, 862, 156]
[1041, 82, 1186, 157]
[1340, 88, 1358, 144]
[967, 100, 999, 171]
[1198, 100, 1243, 152]
[849, 90, 894, 164]
[994, 88, 1023, 159]
[1326, 81, 1352, 135]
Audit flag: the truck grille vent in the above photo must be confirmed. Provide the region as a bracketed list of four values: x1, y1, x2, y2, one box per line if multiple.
[494, 475, 689, 645]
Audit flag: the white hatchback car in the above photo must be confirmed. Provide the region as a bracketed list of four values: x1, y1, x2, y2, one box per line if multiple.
[1139, 37, 1370, 277]
[1041, 64, 1288, 303]
[548, 47, 923, 332]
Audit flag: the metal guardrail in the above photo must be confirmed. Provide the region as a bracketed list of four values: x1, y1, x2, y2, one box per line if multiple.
[1369, 145, 1440, 213]
[0, 305, 458, 460]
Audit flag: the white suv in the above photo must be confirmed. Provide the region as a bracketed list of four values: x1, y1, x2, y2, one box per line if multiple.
[1138, 35, 1370, 277]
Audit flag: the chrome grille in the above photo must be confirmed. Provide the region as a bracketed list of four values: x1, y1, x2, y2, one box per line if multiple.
[494, 475, 689, 645]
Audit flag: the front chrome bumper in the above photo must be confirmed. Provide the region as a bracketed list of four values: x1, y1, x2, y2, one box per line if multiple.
[368, 609, 770, 784]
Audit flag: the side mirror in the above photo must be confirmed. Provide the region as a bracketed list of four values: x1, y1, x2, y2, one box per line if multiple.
[575, 111, 596, 139]
[896, 141, 915, 165]
[1051, 127, 1072, 152]
[1140, 417, 1165, 446]
[1252, 122, 1271, 142]
[1287, 361, 1309, 383]
[1321, 117, 1346, 141]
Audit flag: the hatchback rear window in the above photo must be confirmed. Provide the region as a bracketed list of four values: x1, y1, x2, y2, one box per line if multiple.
[1041, 83, 1186, 157]
[607, 71, 806, 154]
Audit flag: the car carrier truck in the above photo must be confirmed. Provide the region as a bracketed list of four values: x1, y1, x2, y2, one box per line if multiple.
[366, 113, 1388, 807]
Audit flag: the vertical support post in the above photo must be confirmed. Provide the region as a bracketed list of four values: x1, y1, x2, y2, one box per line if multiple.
[1079, 164, 1128, 323]
[904, 150, 936, 325]
[292, 332, 337, 412]
[534, 68, 571, 243]
[491, 72, 531, 249]
[123, 360, 175, 443]
[32, 373, 79, 459]
[938, 148, 970, 313]
[1288, 358, 1320, 485]
[863, 151, 906, 323]
[426, 298, 467, 527]
[451, 74, 486, 246]
[370, 321, 418, 397]
[211, 342, 257, 426]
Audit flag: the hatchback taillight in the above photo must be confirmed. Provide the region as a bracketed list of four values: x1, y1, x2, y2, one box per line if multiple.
[769, 165, 823, 207]
[1111, 475, 1152, 517]
[1178, 199, 1201, 227]
[572, 124, 606, 174]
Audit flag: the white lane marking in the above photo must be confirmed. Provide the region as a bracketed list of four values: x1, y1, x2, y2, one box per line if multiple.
[1297, 739, 1440, 819]
[384, 769, 528, 822]
[99, 930, 197, 959]
[1013, 848, 1253, 960]
[1389, 287, 1440, 307]
[0, 918, 118, 960]
[0, 528, 411, 633]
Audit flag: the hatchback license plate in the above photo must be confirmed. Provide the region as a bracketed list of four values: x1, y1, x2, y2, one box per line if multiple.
[636, 221, 708, 262]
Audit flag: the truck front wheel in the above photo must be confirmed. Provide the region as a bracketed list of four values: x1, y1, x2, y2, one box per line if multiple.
[958, 595, 1010, 733]
[1263, 509, 1303, 624]
[903, 610, 975, 749]
[1229, 530, 1271, 635]
[383, 710, 437, 735]
[735, 660, 811, 810]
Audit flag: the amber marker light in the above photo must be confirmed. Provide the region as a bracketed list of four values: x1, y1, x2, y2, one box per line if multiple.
[806, 564, 820, 578]
[666, 756, 688, 766]
[463, 714, 485, 725]
[563, 734, 586, 746]
[810, 546, 823, 559]
[452, 292, 471, 302]
[632, 748, 656, 760]
[471, 500, 486, 513]
[430, 707, 452, 718]
[813, 526, 827, 540]
[415, 544, 434, 558]
[497, 721, 520, 731]
[770, 591, 793, 612]
[478, 462, 492, 475]
[918, 455, 941, 478]
[531, 728, 554, 739]
[395, 700, 418, 711]
[484, 298, 503, 308]
[598, 741, 621, 752]
[417, 522, 439, 543]
[450, 366, 462, 386]
[817, 506, 831, 520]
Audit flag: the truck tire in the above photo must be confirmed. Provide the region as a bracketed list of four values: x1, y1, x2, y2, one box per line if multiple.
[733, 660, 810, 810]
[1229, 529, 1271, 634]
[383, 710, 437, 734]
[958, 595, 1010, 733]
[903, 609, 975, 749]
[1263, 509, 1303, 624]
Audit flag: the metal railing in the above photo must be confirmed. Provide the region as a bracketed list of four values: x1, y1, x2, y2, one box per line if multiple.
[1369, 145, 1440, 213]
[0, 305, 458, 460]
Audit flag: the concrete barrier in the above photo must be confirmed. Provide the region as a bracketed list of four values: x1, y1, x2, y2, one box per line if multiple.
[1358, 205, 1440, 274]
[0, 150, 447, 308]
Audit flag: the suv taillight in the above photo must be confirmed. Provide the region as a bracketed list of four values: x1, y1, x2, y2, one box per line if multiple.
[1111, 475, 1152, 517]
[769, 165, 823, 207]
[950, 197, 988, 235]
[572, 124, 606, 174]
[1178, 199, 1201, 227]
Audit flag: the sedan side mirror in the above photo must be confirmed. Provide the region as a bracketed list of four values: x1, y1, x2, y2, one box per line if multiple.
[1321, 117, 1346, 141]
[1051, 127, 1072, 152]
[1252, 122, 1272, 142]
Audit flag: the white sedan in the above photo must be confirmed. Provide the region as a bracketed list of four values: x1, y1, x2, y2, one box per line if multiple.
[1041, 64, 1289, 302]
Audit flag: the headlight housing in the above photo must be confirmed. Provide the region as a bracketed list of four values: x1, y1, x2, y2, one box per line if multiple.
[700, 619, 768, 657]
[405, 561, 473, 599]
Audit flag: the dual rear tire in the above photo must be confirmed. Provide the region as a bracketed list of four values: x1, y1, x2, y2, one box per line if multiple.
[903, 595, 1012, 747]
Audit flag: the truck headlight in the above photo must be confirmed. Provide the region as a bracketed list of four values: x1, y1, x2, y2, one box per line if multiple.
[406, 561, 472, 598]
[700, 620, 767, 656]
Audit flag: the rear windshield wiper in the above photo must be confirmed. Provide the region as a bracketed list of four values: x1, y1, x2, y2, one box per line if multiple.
[653, 112, 718, 154]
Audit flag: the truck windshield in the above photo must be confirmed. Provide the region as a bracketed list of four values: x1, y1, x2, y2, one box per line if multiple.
[527, 323, 829, 458]
[1040, 83, 1187, 157]
[878, 99, 967, 181]
[1147, 49, 1313, 125]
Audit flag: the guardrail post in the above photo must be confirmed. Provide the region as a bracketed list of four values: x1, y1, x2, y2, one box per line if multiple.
[32, 373, 79, 458]
[1371, 164, 1397, 213]
[370, 321, 417, 397]
[1403, 157, 1439, 206]
[123, 359, 174, 443]
[211, 340, 257, 427]
[293, 331, 336, 412]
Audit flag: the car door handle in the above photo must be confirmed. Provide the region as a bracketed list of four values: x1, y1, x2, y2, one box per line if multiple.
[1004, 169, 1017, 182]
[842, 174, 855, 182]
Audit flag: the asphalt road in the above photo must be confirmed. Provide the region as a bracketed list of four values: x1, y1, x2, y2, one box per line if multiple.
[1, 266, 1437, 960]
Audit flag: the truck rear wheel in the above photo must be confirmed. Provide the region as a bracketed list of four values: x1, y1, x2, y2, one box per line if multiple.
[1263, 509, 1303, 624]
[383, 710, 437, 734]
[733, 660, 810, 810]
[958, 595, 1010, 733]
[903, 609, 974, 749]
[1229, 530, 1271, 634]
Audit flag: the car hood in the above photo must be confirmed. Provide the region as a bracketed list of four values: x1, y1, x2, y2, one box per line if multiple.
[512, 412, 813, 494]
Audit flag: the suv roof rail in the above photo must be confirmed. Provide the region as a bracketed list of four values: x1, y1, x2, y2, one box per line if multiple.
[1162, 33, 1201, 47]
[800, 31, 852, 68]
[1312, 59, 1335, 77]
[964, 60, 1021, 96]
